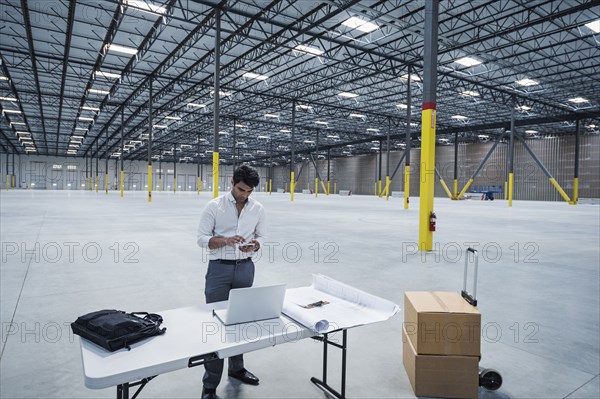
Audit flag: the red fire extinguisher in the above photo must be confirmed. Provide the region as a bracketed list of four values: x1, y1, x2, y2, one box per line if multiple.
[429, 211, 437, 232]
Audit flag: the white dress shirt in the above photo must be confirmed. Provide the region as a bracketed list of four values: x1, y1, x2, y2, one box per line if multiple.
[197, 192, 266, 260]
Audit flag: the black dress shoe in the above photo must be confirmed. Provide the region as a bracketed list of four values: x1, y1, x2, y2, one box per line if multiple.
[228, 368, 260, 385]
[201, 387, 216, 399]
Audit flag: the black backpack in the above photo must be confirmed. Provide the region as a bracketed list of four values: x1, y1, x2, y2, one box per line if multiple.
[71, 309, 167, 352]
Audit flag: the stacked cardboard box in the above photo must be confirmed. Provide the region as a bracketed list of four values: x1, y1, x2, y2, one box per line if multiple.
[403, 292, 481, 399]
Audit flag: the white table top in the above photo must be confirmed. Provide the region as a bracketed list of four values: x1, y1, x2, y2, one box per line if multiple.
[79, 302, 315, 389]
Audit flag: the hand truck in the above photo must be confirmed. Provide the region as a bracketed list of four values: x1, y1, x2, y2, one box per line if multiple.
[463, 247, 503, 391]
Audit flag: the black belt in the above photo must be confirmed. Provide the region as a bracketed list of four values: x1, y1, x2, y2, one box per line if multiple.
[214, 258, 252, 265]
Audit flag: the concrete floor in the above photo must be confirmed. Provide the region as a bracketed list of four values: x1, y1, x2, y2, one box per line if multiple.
[0, 189, 598, 399]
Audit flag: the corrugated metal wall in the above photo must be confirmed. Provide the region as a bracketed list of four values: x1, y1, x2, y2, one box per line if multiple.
[3, 135, 598, 199]
[272, 134, 599, 200]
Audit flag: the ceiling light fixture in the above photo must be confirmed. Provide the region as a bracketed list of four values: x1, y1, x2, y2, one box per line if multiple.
[341, 16, 379, 33]
[243, 72, 269, 80]
[296, 104, 313, 110]
[187, 102, 206, 108]
[126, 0, 166, 15]
[585, 19, 600, 33]
[315, 121, 328, 125]
[164, 116, 181, 120]
[568, 97, 588, 103]
[349, 113, 365, 118]
[2, 109, 22, 114]
[338, 92, 358, 98]
[0, 96, 17, 101]
[294, 44, 324, 56]
[95, 70, 121, 79]
[105, 43, 138, 55]
[401, 73, 421, 82]
[153, 125, 168, 129]
[89, 88, 110, 95]
[396, 103, 408, 109]
[454, 57, 482, 67]
[515, 78, 539, 86]
[81, 106, 100, 111]
[515, 105, 532, 111]
[78, 116, 94, 121]
[461, 90, 480, 97]
[264, 113, 279, 118]
[366, 128, 379, 132]
[451, 115, 468, 120]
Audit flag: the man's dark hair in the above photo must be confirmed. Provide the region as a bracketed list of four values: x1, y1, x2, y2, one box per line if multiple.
[233, 164, 260, 187]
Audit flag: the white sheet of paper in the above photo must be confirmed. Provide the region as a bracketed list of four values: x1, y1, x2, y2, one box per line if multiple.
[282, 274, 400, 333]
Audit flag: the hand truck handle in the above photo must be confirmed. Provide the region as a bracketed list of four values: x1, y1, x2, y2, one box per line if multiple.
[462, 247, 478, 306]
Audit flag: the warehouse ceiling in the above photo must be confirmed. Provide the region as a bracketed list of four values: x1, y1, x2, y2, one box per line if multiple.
[0, 0, 599, 166]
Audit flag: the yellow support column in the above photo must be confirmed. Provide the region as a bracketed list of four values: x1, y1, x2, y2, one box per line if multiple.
[174, 177, 177, 193]
[508, 172, 514, 207]
[504, 181, 508, 200]
[377, 179, 382, 197]
[419, 105, 436, 251]
[12, 175, 16, 188]
[334, 182, 337, 194]
[147, 165, 152, 202]
[549, 178, 571, 203]
[404, 165, 410, 209]
[290, 172, 295, 202]
[197, 177, 202, 194]
[269, 178, 272, 195]
[457, 178, 474, 199]
[439, 178, 453, 199]
[385, 176, 391, 200]
[572, 177, 579, 204]
[95, 176, 99, 193]
[315, 177, 318, 197]
[105, 175, 109, 194]
[453, 179, 458, 200]
[5, 175, 8, 191]
[120, 170, 124, 197]
[327, 181, 330, 196]
[212, 152, 219, 198]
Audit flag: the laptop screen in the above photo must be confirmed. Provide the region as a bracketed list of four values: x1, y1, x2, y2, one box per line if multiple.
[213, 284, 286, 325]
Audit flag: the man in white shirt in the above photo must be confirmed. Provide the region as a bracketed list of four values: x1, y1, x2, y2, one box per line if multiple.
[197, 164, 266, 399]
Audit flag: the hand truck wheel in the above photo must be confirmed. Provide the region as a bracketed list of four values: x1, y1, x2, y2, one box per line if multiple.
[479, 368, 502, 390]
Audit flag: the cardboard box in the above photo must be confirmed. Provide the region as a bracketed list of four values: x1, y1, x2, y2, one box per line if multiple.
[403, 325, 479, 399]
[404, 291, 481, 356]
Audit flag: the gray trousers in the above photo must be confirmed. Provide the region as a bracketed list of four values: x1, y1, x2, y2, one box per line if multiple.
[203, 259, 255, 389]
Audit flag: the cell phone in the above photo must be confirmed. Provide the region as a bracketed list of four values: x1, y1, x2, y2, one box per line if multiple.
[239, 242, 255, 249]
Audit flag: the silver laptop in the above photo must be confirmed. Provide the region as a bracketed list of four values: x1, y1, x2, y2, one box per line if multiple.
[213, 284, 286, 325]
